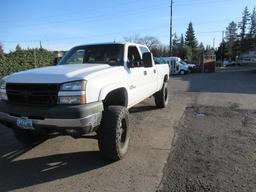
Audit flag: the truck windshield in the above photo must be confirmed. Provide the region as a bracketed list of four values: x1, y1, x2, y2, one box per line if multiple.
[59, 44, 124, 66]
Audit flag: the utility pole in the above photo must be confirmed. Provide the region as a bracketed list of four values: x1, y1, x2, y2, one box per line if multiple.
[169, 0, 173, 56]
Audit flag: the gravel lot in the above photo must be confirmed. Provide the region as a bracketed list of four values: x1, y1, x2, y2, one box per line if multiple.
[159, 105, 256, 192]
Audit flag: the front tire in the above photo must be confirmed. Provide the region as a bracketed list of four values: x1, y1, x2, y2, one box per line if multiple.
[98, 106, 130, 161]
[154, 82, 169, 108]
[180, 70, 186, 75]
[13, 129, 47, 146]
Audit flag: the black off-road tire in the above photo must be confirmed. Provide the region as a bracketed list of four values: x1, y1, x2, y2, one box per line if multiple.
[13, 129, 46, 146]
[154, 82, 169, 108]
[98, 106, 130, 161]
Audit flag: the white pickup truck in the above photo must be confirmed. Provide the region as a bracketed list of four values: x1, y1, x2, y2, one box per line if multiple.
[0, 43, 169, 160]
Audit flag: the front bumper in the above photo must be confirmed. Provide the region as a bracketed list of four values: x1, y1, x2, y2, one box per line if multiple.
[0, 101, 103, 136]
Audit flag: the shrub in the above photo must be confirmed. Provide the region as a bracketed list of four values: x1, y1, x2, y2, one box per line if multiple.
[0, 48, 53, 77]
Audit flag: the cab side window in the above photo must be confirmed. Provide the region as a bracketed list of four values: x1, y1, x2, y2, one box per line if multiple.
[128, 46, 142, 67]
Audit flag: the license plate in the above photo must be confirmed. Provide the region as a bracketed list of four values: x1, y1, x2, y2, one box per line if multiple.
[16, 117, 34, 130]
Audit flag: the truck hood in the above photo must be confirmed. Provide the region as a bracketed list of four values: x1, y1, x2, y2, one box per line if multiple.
[5, 64, 113, 84]
[186, 63, 196, 68]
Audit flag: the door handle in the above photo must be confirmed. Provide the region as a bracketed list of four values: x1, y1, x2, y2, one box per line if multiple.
[153, 69, 156, 74]
[144, 71, 147, 76]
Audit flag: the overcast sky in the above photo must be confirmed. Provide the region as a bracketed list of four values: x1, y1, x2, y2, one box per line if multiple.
[0, 0, 255, 52]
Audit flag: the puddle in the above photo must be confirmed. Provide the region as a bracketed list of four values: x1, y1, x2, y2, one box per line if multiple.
[194, 112, 206, 117]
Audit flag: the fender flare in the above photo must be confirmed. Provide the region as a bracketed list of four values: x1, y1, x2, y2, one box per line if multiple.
[98, 83, 128, 102]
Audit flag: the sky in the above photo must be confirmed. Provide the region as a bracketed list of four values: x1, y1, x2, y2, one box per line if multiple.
[0, 0, 255, 52]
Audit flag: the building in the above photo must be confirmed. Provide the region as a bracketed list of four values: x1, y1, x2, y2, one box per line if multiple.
[240, 50, 256, 64]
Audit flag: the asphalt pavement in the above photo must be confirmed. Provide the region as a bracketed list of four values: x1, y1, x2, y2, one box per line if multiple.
[0, 65, 256, 192]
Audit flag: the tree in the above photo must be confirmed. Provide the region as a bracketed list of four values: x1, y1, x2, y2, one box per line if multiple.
[15, 44, 22, 51]
[140, 36, 161, 50]
[199, 42, 205, 50]
[39, 41, 43, 49]
[0, 43, 4, 56]
[185, 22, 198, 48]
[151, 44, 169, 57]
[249, 7, 256, 38]
[180, 34, 184, 46]
[172, 33, 180, 47]
[226, 21, 238, 43]
[239, 6, 250, 51]
[124, 35, 161, 50]
[225, 21, 238, 59]
[124, 34, 141, 43]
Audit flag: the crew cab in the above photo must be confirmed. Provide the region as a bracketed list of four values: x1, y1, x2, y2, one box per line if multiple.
[0, 43, 169, 160]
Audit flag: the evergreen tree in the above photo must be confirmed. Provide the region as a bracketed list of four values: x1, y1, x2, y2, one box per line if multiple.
[239, 6, 250, 46]
[180, 34, 184, 46]
[199, 42, 204, 50]
[172, 33, 180, 47]
[15, 44, 22, 51]
[249, 7, 256, 38]
[185, 22, 198, 48]
[226, 21, 238, 43]
[0, 43, 4, 56]
[225, 21, 238, 59]
[40, 41, 43, 49]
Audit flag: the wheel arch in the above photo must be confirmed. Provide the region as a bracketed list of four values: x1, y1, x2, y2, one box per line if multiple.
[164, 74, 169, 82]
[100, 87, 128, 108]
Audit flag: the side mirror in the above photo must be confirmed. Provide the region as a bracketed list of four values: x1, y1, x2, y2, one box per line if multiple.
[52, 57, 62, 66]
[142, 52, 153, 68]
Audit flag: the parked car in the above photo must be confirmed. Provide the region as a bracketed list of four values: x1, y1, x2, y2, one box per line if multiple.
[0, 42, 169, 160]
[179, 59, 197, 73]
[223, 60, 235, 67]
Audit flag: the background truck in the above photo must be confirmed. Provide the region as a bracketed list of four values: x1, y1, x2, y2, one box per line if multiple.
[0, 42, 169, 160]
[160, 57, 196, 75]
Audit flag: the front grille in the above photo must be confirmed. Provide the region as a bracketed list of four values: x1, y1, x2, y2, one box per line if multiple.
[6, 83, 59, 106]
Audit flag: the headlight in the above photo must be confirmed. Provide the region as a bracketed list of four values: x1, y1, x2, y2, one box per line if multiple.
[0, 80, 7, 101]
[60, 81, 86, 91]
[58, 95, 86, 105]
[58, 80, 86, 104]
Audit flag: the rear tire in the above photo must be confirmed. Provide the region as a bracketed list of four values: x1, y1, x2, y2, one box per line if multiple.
[98, 106, 130, 161]
[13, 129, 46, 146]
[154, 82, 169, 108]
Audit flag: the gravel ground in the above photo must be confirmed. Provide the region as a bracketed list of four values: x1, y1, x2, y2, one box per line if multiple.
[159, 105, 256, 192]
